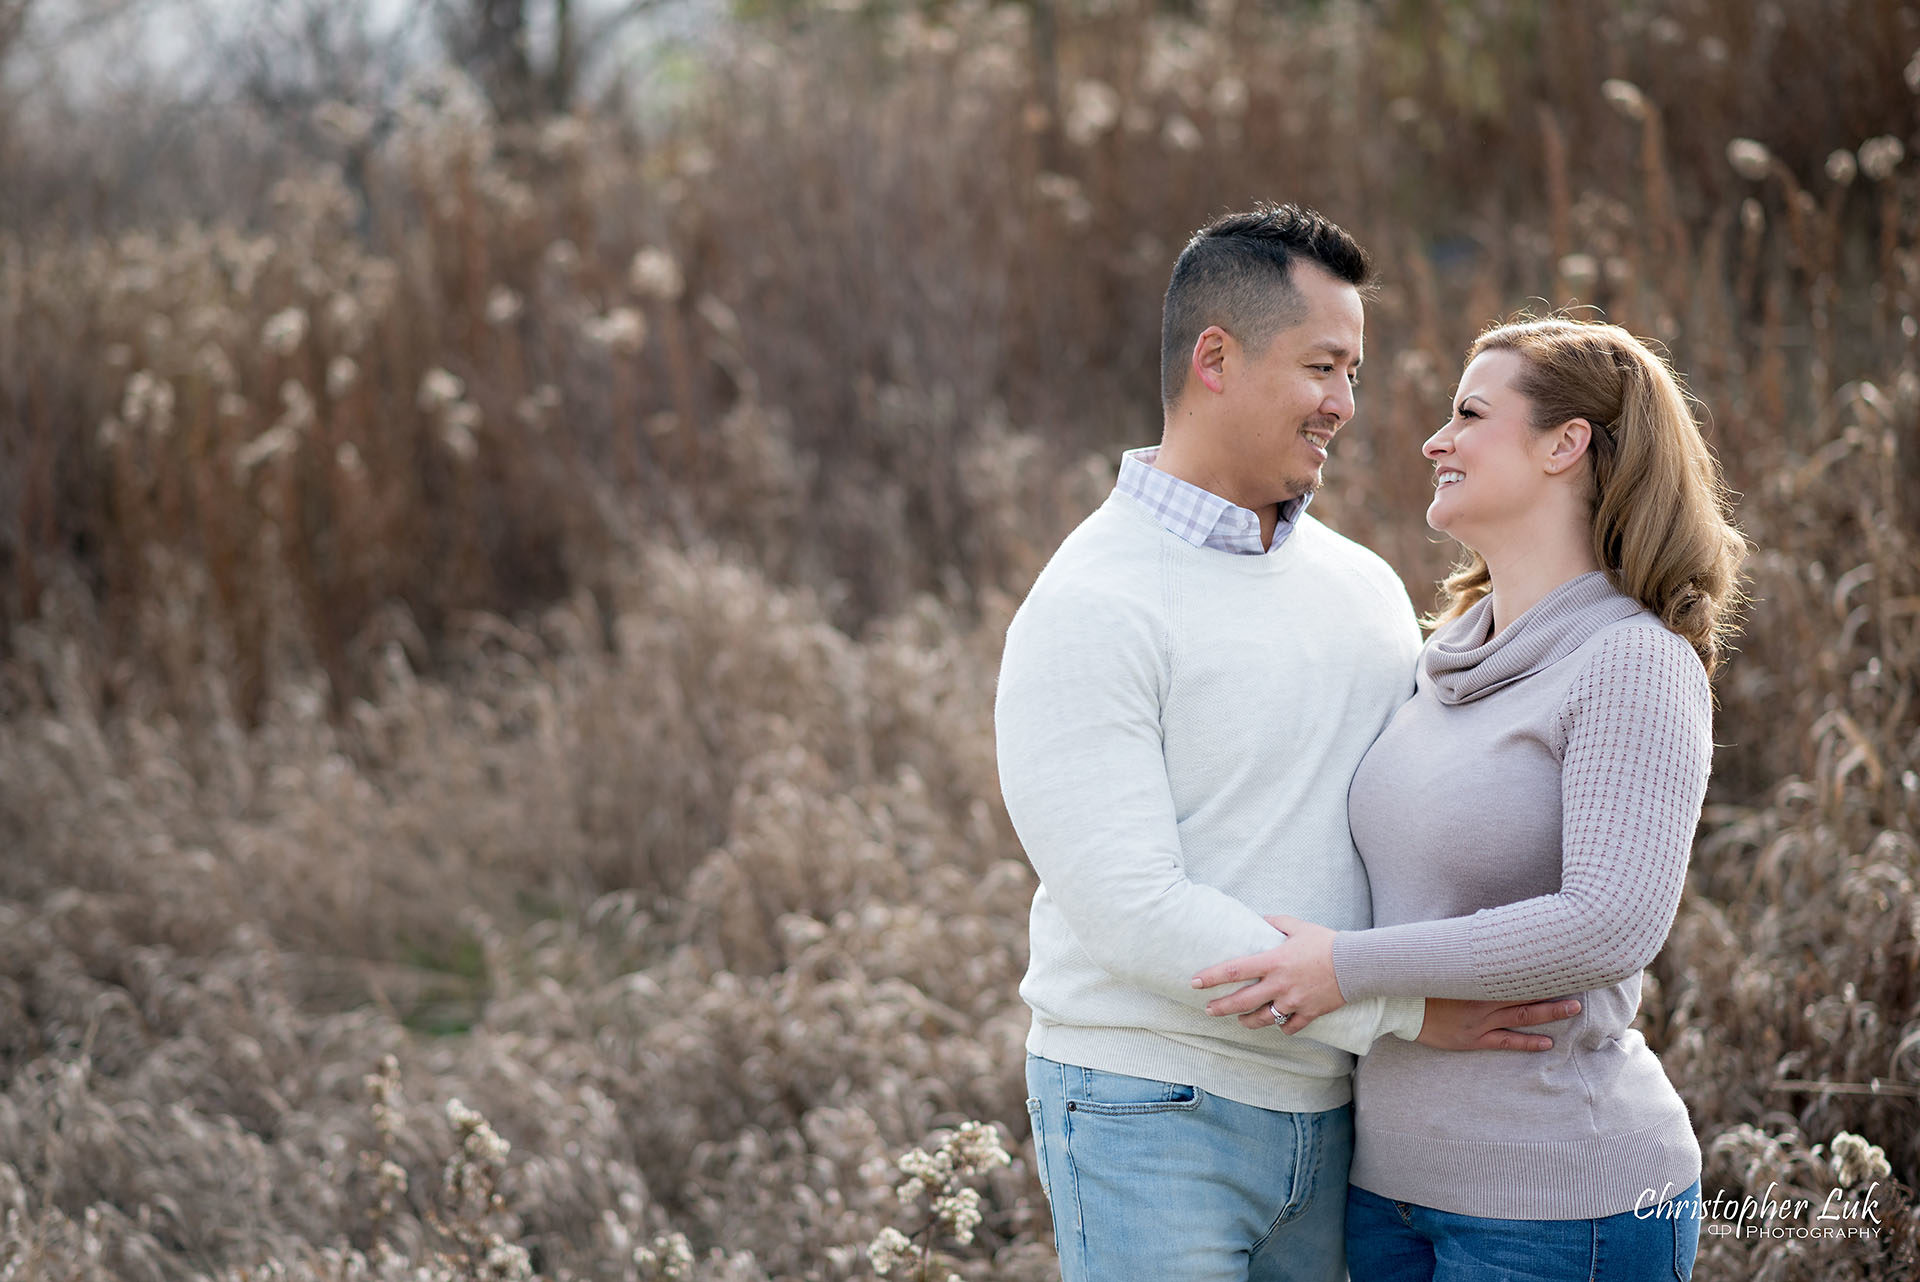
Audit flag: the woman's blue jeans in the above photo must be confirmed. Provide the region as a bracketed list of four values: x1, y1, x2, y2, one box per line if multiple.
[1025, 1052, 1353, 1282]
[1345, 1180, 1703, 1280]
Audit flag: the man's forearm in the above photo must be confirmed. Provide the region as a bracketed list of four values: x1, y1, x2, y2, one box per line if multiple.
[1042, 874, 1421, 1052]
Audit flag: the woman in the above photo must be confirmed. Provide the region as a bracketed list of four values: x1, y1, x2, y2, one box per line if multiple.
[1191, 316, 1745, 1279]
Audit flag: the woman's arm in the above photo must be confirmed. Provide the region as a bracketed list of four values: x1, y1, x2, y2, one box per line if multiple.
[1192, 914, 1581, 1044]
[1194, 624, 1712, 1017]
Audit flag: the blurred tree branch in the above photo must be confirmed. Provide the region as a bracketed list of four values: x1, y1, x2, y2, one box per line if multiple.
[438, 0, 677, 122]
[438, 0, 542, 120]
[0, 0, 28, 61]
[0, 0, 29, 151]
[228, 0, 429, 120]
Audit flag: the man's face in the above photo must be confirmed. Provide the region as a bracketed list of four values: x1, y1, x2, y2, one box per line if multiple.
[1225, 263, 1365, 504]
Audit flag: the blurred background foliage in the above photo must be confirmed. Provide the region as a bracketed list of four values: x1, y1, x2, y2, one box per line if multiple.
[0, 0, 1917, 1278]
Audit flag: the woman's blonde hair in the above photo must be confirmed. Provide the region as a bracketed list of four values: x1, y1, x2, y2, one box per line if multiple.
[1433, 316, 1748, 673]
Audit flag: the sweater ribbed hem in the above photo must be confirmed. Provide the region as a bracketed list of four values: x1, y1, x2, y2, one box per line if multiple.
[1027, 1022, 1352, 1114]
[1350, 1120, 1703, 1220]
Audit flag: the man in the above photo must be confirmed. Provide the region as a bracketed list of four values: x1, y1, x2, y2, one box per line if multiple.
[996, 205, 1578, 1282]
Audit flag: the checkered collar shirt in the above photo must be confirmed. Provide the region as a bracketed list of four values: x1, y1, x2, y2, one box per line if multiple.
[1114, 446, 1310, 555]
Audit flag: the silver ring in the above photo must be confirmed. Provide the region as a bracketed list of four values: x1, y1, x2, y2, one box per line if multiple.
[1268, 1003, 1291, 1027]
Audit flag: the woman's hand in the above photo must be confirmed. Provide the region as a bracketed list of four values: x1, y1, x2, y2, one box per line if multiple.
[1190, 915, 1343, 1032]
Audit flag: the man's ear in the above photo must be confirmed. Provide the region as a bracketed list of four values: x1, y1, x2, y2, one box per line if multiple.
[1543, 418, 1593, 474]
[1191, 326, 1231, 396]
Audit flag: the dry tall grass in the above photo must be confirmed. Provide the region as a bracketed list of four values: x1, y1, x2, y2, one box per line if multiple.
[0, 2, 1916, 1279]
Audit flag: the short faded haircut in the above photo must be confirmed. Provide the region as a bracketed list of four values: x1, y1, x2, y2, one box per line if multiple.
[1160, 203, 1374, 409]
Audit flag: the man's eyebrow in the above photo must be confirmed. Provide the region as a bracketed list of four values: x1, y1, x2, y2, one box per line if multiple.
[1312, 343, 1362, 364]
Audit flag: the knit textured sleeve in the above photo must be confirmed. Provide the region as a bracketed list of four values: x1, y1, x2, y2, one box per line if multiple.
[1330, 624, 1713, 1002]
[997, 570, 1421, 1052]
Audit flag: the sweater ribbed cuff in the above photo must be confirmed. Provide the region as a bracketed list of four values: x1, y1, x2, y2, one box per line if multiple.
[1333, 924, 1488, 1001]
[1380, 996, 1426, 1042]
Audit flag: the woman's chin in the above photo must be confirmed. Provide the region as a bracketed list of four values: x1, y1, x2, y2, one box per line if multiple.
[1427, 506, 1481, 550]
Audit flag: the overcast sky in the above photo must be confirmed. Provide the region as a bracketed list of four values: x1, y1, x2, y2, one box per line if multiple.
[13, 0, 717, 108]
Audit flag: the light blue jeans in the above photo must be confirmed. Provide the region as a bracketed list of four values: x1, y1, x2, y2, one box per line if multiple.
[1345, 1180, 1703, 1281]
[1025, 1053, 1352, 1282]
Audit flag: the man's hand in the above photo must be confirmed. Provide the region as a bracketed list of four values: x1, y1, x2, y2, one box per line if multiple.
[1416, 997, 1582, 1052]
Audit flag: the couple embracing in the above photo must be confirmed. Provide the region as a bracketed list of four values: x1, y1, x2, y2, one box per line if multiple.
[995, 205, 1745, 1281]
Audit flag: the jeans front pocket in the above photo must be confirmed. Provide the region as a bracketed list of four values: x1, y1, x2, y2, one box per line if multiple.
[1672, 1209, 1699, 1281]
[1065, 1065, 1202, 1116]
[1663, 1178, 1702, 1281]
[1025, 1096, 1052, 1204]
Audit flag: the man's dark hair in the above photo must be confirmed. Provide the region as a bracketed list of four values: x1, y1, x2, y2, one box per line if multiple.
[1160, 203, 1374, 410]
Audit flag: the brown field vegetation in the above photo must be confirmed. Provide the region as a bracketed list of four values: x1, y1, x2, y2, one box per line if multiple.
[0, 1, 1917, 1278]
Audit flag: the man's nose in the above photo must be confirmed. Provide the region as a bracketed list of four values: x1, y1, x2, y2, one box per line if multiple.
[1324, 381, 1355, 422]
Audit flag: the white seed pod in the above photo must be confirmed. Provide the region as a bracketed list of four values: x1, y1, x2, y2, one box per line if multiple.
[1601, 79, 1650, 122]
[326, 356, 359, 399]
[1727, 139, 1773, 182]
[261, 307, 309, 356]
[417, 367, 465, 412]
[1858, 135, 1905, 182]
[629, 247, 684, 301]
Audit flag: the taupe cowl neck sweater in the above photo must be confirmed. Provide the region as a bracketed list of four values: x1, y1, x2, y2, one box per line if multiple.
[1335, 571, 1713, 1219]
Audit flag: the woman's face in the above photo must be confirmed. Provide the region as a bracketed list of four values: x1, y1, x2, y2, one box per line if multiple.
[1422, 348, 1558, 544]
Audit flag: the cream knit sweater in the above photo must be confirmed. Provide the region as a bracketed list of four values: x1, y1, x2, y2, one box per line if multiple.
[996, 491, 1426, 1113]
